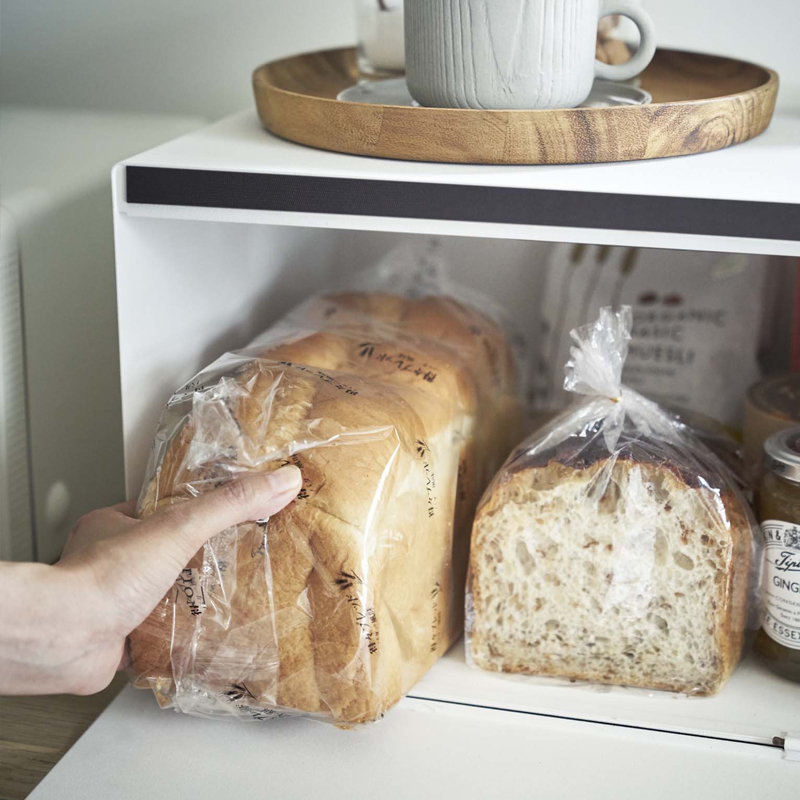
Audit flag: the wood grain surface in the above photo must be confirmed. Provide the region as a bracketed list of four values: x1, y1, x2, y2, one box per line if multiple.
[252, 47, 778, 165]
[0, 676, 126, 800]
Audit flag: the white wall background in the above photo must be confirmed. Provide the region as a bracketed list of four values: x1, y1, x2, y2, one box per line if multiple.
[0, 0, 354, 117]
[1, 0, 798, 118]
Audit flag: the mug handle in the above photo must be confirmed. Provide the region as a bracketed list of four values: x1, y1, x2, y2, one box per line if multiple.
[595, 0, 657, 83]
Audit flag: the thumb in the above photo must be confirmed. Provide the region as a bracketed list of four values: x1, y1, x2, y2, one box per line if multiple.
[102, 466, 302, 627]
[143, 465, 303, 559]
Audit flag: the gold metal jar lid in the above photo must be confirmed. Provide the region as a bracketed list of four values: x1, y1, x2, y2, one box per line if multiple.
[764, 427, 800, 484]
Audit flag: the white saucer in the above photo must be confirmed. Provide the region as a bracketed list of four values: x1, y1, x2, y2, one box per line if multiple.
[337, 78, 651, 109]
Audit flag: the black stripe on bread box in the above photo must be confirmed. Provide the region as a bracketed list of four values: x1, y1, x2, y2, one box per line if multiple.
[125, 166, 800, 243]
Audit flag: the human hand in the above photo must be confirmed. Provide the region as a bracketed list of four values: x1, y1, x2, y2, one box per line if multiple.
[0, 467, 302, 696]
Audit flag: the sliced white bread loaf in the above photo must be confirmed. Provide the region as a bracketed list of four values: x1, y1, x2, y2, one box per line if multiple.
[130, 292, 519, 724]
[468, 429, 753, 696]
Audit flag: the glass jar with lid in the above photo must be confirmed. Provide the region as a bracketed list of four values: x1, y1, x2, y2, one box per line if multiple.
[754, 427, 800, 682]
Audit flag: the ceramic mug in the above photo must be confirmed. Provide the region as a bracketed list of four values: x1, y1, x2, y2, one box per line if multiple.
[405, 0, 656, 110]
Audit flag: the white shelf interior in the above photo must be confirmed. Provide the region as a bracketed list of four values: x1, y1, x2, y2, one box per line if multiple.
[412, 641, 800, 746]
[112, 211, 799, 752]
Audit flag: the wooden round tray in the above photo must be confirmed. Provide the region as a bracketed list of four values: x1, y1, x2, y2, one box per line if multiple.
[252, 47, 777, 165]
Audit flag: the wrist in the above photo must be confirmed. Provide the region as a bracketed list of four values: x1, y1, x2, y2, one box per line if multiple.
[0, 562, 65, 692]
[0, 560, 112, 694]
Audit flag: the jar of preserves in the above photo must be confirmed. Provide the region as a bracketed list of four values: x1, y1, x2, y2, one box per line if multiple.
[754, 427, 800, 682]
[743, 373, 800, 481]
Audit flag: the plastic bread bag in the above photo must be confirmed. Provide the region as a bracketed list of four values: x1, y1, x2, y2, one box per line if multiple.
[273, 240, 528, 489]
[129, 244, 523, 725]
[657, 403, 749, 494]
[466, 307, 761, 696]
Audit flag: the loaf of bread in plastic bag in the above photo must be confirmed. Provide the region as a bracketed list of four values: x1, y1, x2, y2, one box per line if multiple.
[468, 426, 754, 695]
[466, 307, 758, 696]
[129, 290, 519, 724]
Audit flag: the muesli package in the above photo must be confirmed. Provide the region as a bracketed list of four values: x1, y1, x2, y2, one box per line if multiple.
[468, 307, 761, 696]
[535, 244, 770, 428]
[129, 244, 522, 725]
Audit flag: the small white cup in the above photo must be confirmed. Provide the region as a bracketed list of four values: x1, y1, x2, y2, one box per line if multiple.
[406, 0, 656, 110]
[356, 0, 406, 77]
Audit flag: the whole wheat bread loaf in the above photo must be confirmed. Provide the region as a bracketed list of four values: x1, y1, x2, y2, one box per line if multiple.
[468, 426, 753, 696]
[130, 291, 518, 724]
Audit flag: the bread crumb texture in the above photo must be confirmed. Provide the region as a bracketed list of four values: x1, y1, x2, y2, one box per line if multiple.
[468, 445, 753, 696]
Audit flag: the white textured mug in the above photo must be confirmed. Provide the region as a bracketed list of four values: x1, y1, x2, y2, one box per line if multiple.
[405, 0, 656, 110]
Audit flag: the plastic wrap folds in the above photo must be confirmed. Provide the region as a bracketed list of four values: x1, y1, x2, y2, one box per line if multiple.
[467, 307, 761, 696]
[129, 246, 522, 725]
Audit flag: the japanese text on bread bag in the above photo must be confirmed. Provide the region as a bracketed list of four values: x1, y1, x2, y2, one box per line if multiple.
[129, 246, 522, 725]
[467, 307, 761, 696]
